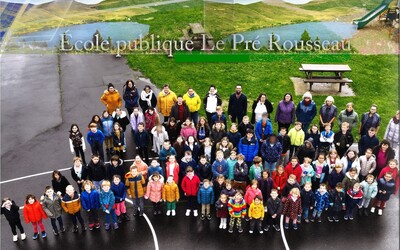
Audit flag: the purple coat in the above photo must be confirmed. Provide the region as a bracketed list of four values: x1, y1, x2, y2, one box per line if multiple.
[275, 101, 295, 124]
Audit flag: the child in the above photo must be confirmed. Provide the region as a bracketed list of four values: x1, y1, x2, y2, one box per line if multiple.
[166, 155, 180, 185]
[2, 198, 25, 242]
[358, 127, 379, 156]
[227, 151, 238, 180]
[283, 187, 302, 230]
[106, 155, 125, 183]
[341, 150, 360, 174]
[328, 163, 345, 190]
[112, 122, 125, 159]
[173, 136, 185, 165]
[181, 167, 201, 217]
[51, 170, 71, 197]
[197, 155, 213, 182]
[328, 183, 345, 222]
[344, 182, 363, 220]
[212, 150, 228, 180]
[134, 122, 149, 163]
[71, 156, 88, 193]
[249, 156, 264, 181]
[227, 123, 241, 150]
[87, 154, 106, 192]
[180, 150, 198, 180]
[111, 175, 129, 222]
[300, 182, 314, 223]
[272, 165, 288, 195]
[100, 180, 118, 230]
[211, 122, 227, 145]
[87, 122, 105, 161]
[221, 179, 236, 200]
[145, 172, 164, 215]
[284, 157, 302, 184]
[159, 140, 177, 167]
[300, 157, 315, 186]
[215, 194, 229, 229]
[248, 195, 264, 234]
[196, 117, 211, 144]
[306, 124, 320, 150]
[125, 165, 146, 216]
[41, 186, 64, 235]
[216, 137, 233, 159]
[359, 174, 378, 216]
[359, 148, 376, 181]
[228, 191, 247, 233]
[333, 122, 354, 158]
[152, 125, 169, 154]
[238, 129, 259, 166]
[80, 180, 101, 230]
[244, 179, 263, 212]
[311, 183, 329, 222]
[258, 170, 273, 208]
[288, 122, 305, 157]
[277, 127, 291, 167]
[233, 154, 249, 193]
[238, 115, 253, 137]
[265, 189, 283, 232]
[211, 106, 227, 128]
[165, 117, 180, 144]
[312, 153, 328, 191]
[62, 185, 86, 232]
[261, 134, 283, 173]
[101, 110, 114, 156]
[282, 174, 301, 199]
[377, 159, 399, 192]
[213, 175, 226, 202]
[197, 179, 215, 220]
[23, 194, 48, 239]
[342, 167, 359, 191]
[148, 159, 164, 178]
[162, 175, 180, 216]
[69, 124, 87, 165]
[199, 137, 214, 163]
[371, 172, 396, 216]
[319, 124, 334, 154]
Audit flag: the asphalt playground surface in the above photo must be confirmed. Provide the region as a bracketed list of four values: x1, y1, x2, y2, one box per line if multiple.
[0, 54, 399, 250]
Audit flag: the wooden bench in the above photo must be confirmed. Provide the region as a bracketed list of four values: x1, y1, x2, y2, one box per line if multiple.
[300, 64, 352, 92]
[303, 78, 353, 92]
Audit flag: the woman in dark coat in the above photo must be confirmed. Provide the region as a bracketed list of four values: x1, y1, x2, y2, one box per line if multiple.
[139, 85, 157, 112]
[251, 93, 274, 124]
[123, 79, 139, 117]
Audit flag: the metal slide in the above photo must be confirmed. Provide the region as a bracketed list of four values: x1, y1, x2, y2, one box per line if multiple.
[353, 0, 393, 29]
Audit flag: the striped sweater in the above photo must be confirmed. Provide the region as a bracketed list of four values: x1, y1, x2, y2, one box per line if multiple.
[228, 198, 247, 218]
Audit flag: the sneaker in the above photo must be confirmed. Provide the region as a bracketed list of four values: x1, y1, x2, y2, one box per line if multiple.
[53, 230, 59, 236]
[293, 224, 298, 230]
[185, 209, 191, 216]
[60, 227, 66, 233]
[273, 225, 281, 232]
[334, 217, 339, 222]
[370, 207, 375, 213]
[304, 218, 310, 223]
[344, 215, 348, 220]
[41, 231, 47, 238]
[310, 217, 315, 222]
[21, 233, 26, 240]
[88, 224, 94, 231]
[72, 226, 78, 233]
[95, 223, 100, 229]
[32, 233, 39, 240]
[238, 227, 243, 233]
[263, 225, 270, 232]
[223, 223, 227, 229]
[207, 215, 212, 220]
[378, 209, 383, 216]
[349, 215, 354, 220]
[81, 225, 87, 231]
[105, 223, 111, 231]
[219, 223, 223, 229]
[114, 223, 119, 230]
[139, 212, 143, 217]
[284, 223, 289, 230]
[13, 235, 18, 242]
[171, 210, 176, 216]
[166, 210, 171, 216]
[249, 230, 254, 234]
[117, 216, 122, 223]
[317, 217, 322, 223]
[328, 217, 333, 222]
[259, 230, 264, 234]
[201, 214, 205, 221]
[193, 210, 198, 217]
[153, 211, 158, 216]
[157, 210, 162, 215]
[228, 228, 233, 233]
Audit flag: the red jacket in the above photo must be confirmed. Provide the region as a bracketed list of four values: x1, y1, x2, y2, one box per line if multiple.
[181, 175, 200, 196]
[378, 166, 399, 194]
[23, 200, 47, 224]
[244, 186, 263, 205]
[166, 162, 180, 184]
[272, 171, 288, 194]
[284, 163, 302, 184]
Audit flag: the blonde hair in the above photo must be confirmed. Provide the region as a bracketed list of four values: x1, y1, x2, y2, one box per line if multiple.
[290, 187, 300, 196]
[82, 180, 95, 190]
[303, 157, 312, 164]
[102, 180, 111, 187]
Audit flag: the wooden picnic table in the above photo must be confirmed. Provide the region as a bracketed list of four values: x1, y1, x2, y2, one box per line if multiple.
[299, 64, 353, 92]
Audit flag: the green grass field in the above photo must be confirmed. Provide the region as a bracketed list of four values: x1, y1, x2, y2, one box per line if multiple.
[126, 53, 398, 140]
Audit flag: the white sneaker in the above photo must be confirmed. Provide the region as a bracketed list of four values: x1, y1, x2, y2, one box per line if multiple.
[193, 210, 198, 217]
[166, 210, 171, 216]
[21, 233, 26, 240]
[223, 221, 227, 229]
[13, 235, 18, 242]
[249, 230, 253, 234]
[378, 209, 383, 216]
[370, 207, 375, 213]
[172, 210, 176, 216]
[185, 209, 191, 216]
[219, 223, 223, 229]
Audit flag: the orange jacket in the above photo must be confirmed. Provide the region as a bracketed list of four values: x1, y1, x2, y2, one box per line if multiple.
[100, 90, 122, 114]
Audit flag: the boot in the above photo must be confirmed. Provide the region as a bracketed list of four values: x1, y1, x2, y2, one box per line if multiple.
[13, 235, 18, 242]
[117, 216, 122, 223]
[123, 213, 130, 221]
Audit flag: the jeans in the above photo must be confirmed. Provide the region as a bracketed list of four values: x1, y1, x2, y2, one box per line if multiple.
[9, 220, 24, 235]
[249, 218, 262, 231]
[190, 111, 199, 125]
[264, 161, 277, 173]
[105, 209, 117, 224]
[302, 207, 310, 219]
[70, 211, 85, 226]
[312, 209, 323, 218]
[74, 146, 86, 165]
[50, 216, 64, 233]
[133, 197, 144, 214]
[90, 141, 104, 161]
[361, 198, 372, 208]
[87, 209, 99, 225]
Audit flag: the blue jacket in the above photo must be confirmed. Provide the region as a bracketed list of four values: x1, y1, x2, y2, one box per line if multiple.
[314, 190, 330, 211]
[87, 130, 105, 145]
[358, 135, 379, 156]
[300, 188, 315, 208]
[227, 131, 241, 149]
[197, 185, 215, 205]
[212, 158, 228, 179]
[159, 147, 177, 162]
[148, 165, 164, 178]
[211, 113, 227, 128]
[101, 116, 114, 137]
[255, 119, 273, 141]
[327, 170, 345, 189]
[80, 190, 100, 211]
[376, 177, 395, 201]
[123, 86, 139, 109]
[261, 141, 282, 163]
[100, 190, 115, 212]
[296, 100, 317, 124]
[238, 136, 259, 163]
[111, 182, 127, 203]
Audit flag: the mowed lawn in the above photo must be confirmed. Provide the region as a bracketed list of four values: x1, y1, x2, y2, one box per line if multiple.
[126, 53, 398, 140]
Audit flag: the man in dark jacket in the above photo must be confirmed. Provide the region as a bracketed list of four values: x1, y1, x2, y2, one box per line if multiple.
[358, 127, 379, 156]
[228, 85, 247, 124]
[359, 104, 381, 136]
[170, 96, 190, 123]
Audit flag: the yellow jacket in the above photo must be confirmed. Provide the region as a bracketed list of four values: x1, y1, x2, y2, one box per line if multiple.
[100, 90, 122, 114]
[288, 128, 305, 146]
[183, 92, 201, 112]
[157, 91, 177, 117]
[162, 182, 180, 202]
[248, 201, 264, 219]
[125, 173, 145, 198]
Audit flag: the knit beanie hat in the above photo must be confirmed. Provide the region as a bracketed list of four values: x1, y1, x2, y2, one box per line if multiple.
[108, 83, 115, 90]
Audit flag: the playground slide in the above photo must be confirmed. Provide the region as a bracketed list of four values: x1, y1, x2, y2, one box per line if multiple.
[353, 0, 393, 29]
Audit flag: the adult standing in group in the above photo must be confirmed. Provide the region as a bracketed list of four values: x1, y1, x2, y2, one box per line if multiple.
[319, 96, 338, 132]
[139, 85, 157, 113]
[100, 83, 122, 115]
[157, 84, 177, 122]
[123, 79, 139, 117]
[183, 88, 201, 125]
[170, 96, 190, 124]
[203, 85, 222, 128]
[337, 102, 358, 132]
[275, 93, 295, 131]
[228, 85, 247, 124]
[359, 104, 381, 137]
[251, 93, 274, 124]
[384, 111, 399, 161]
[295, 91, 317, 132]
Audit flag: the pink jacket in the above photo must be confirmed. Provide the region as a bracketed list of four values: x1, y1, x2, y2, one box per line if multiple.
[180, 126, 197, 140]
[145, 178, 164, 202]
[244, 186, 263, 205]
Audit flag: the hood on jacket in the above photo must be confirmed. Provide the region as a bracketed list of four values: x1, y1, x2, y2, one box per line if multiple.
[148, 174, 165, 184]
[345, 172, 358, 180]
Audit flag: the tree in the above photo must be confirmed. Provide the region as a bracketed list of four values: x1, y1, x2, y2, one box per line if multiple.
[300, 29, 312, 43]
[92, 29, 104, 48]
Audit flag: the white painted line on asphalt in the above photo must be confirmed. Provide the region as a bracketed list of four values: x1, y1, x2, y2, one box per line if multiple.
[125, 198, 160, 250]
[280, 215, 290, 250]
[0, 167, 70, 185]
